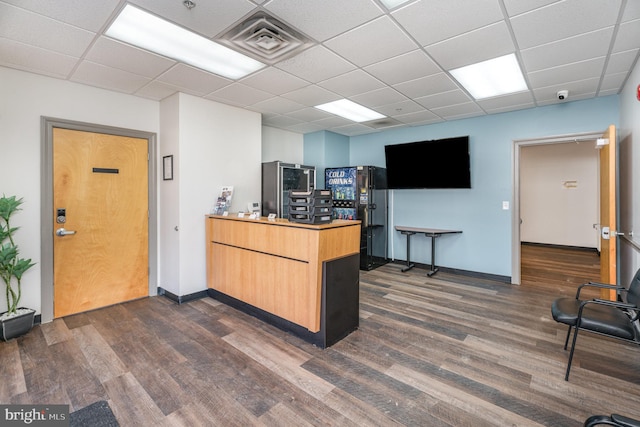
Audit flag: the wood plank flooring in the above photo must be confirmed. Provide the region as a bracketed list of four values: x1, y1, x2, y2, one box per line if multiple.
[3, 249, 640, 426]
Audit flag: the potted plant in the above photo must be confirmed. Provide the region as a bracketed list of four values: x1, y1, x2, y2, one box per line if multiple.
[0, 195, 36, 341]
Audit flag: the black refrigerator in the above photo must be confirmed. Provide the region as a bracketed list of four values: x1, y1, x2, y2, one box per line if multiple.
[262, 161, 316, 218]
[325, 166, 388, 270]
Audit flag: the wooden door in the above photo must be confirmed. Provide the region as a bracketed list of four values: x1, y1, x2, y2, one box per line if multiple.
[53, 128, 149, 317]
[599, 124, 617, 299]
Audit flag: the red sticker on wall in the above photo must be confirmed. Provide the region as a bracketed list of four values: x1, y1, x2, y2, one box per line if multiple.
[637, 84, 640, 101]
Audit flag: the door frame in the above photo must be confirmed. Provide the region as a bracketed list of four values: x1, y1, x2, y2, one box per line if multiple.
[40, 117, 158, 323]
[511, 130, 605, 285]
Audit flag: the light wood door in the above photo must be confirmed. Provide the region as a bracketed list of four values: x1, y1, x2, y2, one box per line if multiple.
[599, 124, 617, 298]
[53, 128, 149, 317]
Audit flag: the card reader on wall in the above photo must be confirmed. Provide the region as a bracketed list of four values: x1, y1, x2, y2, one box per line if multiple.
[248, 201, 261, 213]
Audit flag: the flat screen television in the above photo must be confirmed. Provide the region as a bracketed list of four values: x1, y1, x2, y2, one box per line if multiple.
[384, 136, 470, 189]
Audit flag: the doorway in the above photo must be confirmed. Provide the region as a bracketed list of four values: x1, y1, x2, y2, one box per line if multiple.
[511, 130, 605, 285]
[40, 117, 158, 323]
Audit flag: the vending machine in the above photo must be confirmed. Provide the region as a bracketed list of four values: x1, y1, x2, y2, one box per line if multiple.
[325, 166, 388, 270]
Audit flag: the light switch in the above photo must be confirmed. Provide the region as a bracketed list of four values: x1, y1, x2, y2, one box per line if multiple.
[502, 201, 509, 210]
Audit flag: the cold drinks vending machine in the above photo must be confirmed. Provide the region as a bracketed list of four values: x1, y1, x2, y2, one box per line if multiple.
[325, 166, 388, 270]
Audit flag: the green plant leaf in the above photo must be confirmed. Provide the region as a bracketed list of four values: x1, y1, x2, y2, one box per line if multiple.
[13, 258, 35, 279]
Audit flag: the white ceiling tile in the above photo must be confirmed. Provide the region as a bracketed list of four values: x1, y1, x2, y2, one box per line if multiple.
[612, 19, 640, 53]
[622, 1, 640, 22]
[350, 87, 408, 108]
[0, 0, 120, 31]
[287, 107, 334, 122]
[250, 96, 307, 114]
[0, 2, 95, 57]
[262, 115, 304, 128]
[476, 91, 535, 111]
[131, 0, 256, 38]
[502, 0, 558, 17]
[527, 57, 606, 88]
[157, 64, 232, 96]
[532, 78, 600, 103]
[134, 81, 181, 101]
[85, 37, 176, 78]
[510, 0, 621, 49]
[520, 28, 614, 72]
[0, 0, 634, 135]
[431, 102, 484, 120]
[373, 100, 424, 117]
[414, 89, 471, 109]
[311, 115, 353, 128]
[285, 122, 326, 134]
[240, 67, 309, 95]
[426, 21, 515, 70]
[281, 85, 340, 106]
[605, 49, 640, 74]
[394, 110, 442, 125]
[393, 0, 504, 46]
[600, 72, 628, 93]
[265, 0, 383, 42]
[0, 38, 77, 78]
[318, 70, 386, 97]
[394, 73, 459, 99]
[275, 46, 356, 83]
[206, 83, 274, 106]
[70, 61, 151, 93]
[364, 50, 441, 86]
[329, 123, 378, 136]
[324, 16, 417, 67]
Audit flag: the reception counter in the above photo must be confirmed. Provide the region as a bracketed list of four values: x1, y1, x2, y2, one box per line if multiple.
[205, 214, 361, 347]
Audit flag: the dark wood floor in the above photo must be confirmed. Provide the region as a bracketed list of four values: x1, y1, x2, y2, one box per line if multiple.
[2, 246, 639, 426]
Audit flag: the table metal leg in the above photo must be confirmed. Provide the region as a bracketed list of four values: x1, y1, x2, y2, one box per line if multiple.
[427, 234, 439, 276]
[401, 231, 415, 272]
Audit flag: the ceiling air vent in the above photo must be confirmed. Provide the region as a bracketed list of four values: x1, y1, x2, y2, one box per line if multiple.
[363, 118, 403, 129]
[218, 11, 314, 65]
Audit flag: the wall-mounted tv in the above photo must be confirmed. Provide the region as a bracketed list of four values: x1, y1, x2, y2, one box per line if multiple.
[384, 136, 471, 189]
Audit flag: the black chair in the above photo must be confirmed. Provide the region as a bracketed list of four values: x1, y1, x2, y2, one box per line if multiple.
[584, 414, 640, 427]
[550, 268, 640, 380]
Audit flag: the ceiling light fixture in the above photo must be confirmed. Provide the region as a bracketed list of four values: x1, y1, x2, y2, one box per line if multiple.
[450, 53, 528, 100]
[379, 0, 413, 9]
[105, 4, 265, 80]
[315, 99, 385, 123]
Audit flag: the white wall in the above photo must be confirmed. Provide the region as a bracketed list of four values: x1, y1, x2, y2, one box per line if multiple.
[159, 93, 262, 297]
[0, 67, 159, 315]
[618, 59, 640, 285]
[262, 126, 304, 164]
[520, 142, 599, 248]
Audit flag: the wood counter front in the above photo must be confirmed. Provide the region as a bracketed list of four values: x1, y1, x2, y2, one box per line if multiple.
[205, 215, 361, 334]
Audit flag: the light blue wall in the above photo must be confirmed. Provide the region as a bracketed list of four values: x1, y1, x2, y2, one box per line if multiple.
[313, 96, 619, 279]
[304, 130, 349, 189]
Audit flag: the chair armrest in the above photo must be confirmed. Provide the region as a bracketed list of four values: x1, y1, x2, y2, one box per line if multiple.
[589, 299, 637, 309]
[576, 282, 623, 299]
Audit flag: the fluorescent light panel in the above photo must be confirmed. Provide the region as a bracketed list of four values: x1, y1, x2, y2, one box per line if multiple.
[450, 54, 528, 99]
[380, 0, 413, 9]
[106, 4, 265, 80]
[315, 99, 385, 123]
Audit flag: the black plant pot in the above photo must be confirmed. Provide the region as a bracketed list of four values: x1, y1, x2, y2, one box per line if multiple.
[0, 308, 35, 341]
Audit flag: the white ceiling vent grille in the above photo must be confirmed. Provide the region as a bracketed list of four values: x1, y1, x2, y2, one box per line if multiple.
[363, 118, 403, 129]
[218, 12, 314, 65]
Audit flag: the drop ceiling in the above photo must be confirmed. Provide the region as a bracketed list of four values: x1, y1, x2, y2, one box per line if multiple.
[1, 0, 638, 136]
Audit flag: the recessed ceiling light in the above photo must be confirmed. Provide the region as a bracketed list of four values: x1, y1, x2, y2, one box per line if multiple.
[105, 4, 265, 80]
[315, 99, 385, 122]
[450, 53, 528, 99]
[380, 0, 413, 9]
